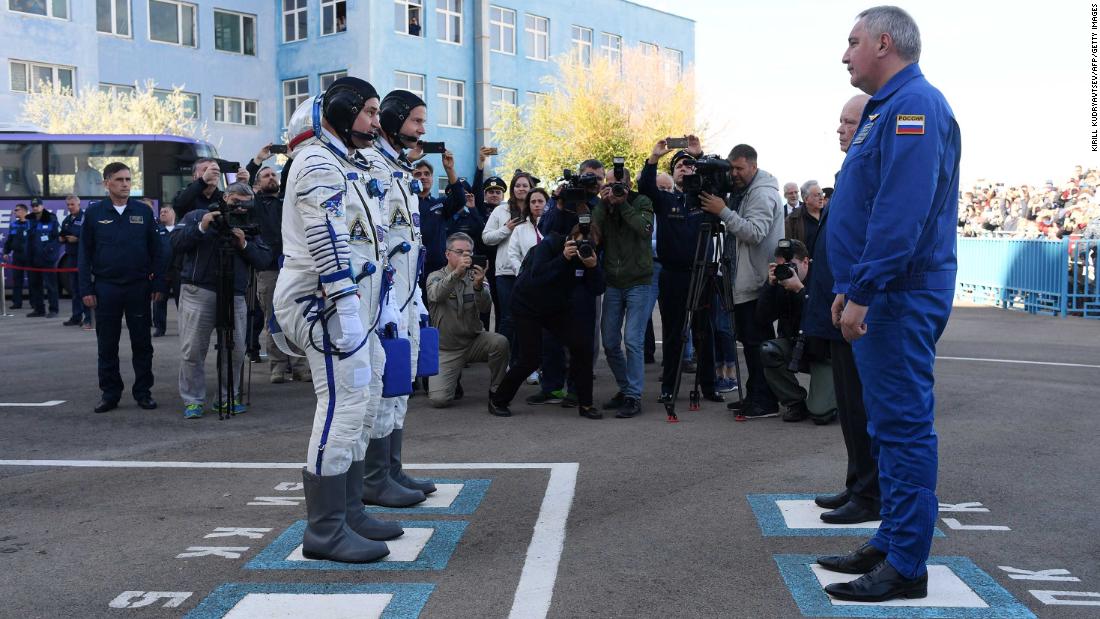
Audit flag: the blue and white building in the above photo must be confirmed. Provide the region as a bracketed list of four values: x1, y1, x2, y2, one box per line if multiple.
[1, 0, 694, 171]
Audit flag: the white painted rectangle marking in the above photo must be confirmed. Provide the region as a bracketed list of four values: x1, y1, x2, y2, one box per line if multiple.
[941, 518, 1010, 531]
[420, 483, 462, 508]
[812, 565, 989, 608]
[222, 593, 393, 618]
[776, 500, 881, 529]
[286, 527, 433, 563]
[0, 400, 65, 407]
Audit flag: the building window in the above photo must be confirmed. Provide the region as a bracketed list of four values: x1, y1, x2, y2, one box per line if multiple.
[283, 0, 307, 43]
[640, 41, 658, 57]
[321, 0, 346, 35]
[149, 0, 196, 47]
[96, 0, 130, 36]
[489, 5, 514, 54]
[214, 10, 256, 55]
[153, 88, 199, 118]
[394, 71, 425, 100]
[437, 78, 464, 128]
[661, 48, 682, 80]
[319, 70, 347, 91]
[525, 91, 546, 107]
[570, 25, 592, 66]
[490, 85, 516, 118]
[9, 60, 74, 94]
[8, 0, 67, 19]
[524, 14, 548, 61]
[435, 0, 461, 45]
[282, 78, 309, 127]
[599, 32, 621, 66]
[394, 0, 422, 36]
[99, 83, 136, 97]
[214, 96, 258, 126]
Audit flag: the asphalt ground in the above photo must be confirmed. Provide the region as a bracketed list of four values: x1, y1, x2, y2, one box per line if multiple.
[1, 304, 1098, 618]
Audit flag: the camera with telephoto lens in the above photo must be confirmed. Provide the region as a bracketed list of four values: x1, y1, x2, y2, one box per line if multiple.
[681, 155, 734, 212]
[773, 238, 796, 281]
[609, 156, 628, 198]
[576, 212, 595, 259]
[560, 168, 602, 208]
[212, 196, 261, 237]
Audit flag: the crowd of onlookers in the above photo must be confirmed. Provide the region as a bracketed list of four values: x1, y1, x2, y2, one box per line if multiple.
[956, 165, 1100, 239]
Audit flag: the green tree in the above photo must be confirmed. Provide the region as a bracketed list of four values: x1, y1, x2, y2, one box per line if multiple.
[491, 46, 704, 184]
[20, 80, 208, 140]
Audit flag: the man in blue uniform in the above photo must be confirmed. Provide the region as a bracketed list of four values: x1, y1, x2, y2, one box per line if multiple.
[26, 197, 61, 318]
[3, 203, 31, 309]
[819, 6, 961, 603]
[60, 195, 90, 327]
[79, 162, 165, 414]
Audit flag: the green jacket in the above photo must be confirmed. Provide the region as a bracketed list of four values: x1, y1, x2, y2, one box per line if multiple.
[592, 191, 654, 289]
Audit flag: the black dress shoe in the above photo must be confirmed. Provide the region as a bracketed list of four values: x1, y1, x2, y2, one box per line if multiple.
[821, 500, 879, 525]
[93, 399, 119, 414]
[487, 399, 512, 417]
[815, 490, 850, 509]
[136, 397, 158, 410]
[824, 560, 928, 602]
[816, 542, 887, 574]
[26, 310, 45, 317]
[578, 406, 603, 420]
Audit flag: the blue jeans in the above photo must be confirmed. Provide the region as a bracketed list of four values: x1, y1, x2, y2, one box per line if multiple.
[601, 284, 649, 399]
[711, 289, 737, 366]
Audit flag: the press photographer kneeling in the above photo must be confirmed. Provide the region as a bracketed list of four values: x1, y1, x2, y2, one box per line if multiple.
[172, 183, 272, 419]
[756, 239, 837, 424]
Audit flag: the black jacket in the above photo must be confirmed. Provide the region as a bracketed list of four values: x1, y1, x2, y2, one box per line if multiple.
[511, 232, 606, 321]
[253, 191, 283, 270]
[638, 161, 709, 271]
[172, 179, 223, 220]
[3, 217, 31, 261]
[78, 199, 164, 295]
[59, 209, 85, 258]
[756, 281, 805, 339]
[171, 209, 272, 296]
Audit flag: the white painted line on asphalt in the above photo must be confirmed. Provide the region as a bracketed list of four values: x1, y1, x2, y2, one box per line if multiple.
[938, 356, 1100, 369]
[777, 500, 881, 529]
[223, 593, 392, 618]
[0, 400, 65, 407]
[0, 459, 579, 619]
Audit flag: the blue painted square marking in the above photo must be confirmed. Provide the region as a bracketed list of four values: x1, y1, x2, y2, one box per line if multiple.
[365, 478, 491, 515]
[184, 583, 434, 619]
[774, 554, 1036, 618]
[245, 520, 467, 571]
[748, 493, 945, 538]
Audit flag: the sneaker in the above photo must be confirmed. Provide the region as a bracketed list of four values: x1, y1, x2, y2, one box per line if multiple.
[183, 403, 204, 419]
[782, 401, 810, 423]
[526, 390, 563, 405]
[560, 393, 578, 408]
[656, 392, 673, 404]
[602, 391, 626, 410]
[526, 371, 541, 385]
[716, 377, 739, 393]
[62, 317, 82, 326]
[615, 397, 641, 418]
[579, 406, 603, 420]
[216, 399, 247, 415]
[737, 405, 780, 421]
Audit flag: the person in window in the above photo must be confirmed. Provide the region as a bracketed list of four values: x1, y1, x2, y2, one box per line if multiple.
[408, 16, 421, 36]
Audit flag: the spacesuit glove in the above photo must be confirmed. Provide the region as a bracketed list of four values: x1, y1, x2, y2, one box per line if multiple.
[379, 296, 401, 334]
[332, 295, 364, 351]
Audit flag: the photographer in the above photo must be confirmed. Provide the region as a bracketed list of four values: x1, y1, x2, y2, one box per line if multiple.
[698, 144, 784, 418]
[757, 239, 836, 424]
[640, 138, 723, 404]
[592, 162, 654, 418]
[172, 158, 223, 220]
[489, 210, 606, 419]
[425, 233, 509, 408]
[171, 182, 271, 419]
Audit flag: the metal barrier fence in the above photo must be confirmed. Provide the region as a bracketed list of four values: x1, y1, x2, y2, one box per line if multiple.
[956, 237, 1100, 318]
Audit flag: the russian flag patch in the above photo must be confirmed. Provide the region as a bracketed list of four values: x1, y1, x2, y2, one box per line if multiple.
[896, 114, 925, 135]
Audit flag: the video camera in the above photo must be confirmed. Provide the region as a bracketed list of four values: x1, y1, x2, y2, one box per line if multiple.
[560, 168, 602, 207]
[609, 156, 628, 198]
[681, 156, 734, 210]
[212, 195, 261, 238]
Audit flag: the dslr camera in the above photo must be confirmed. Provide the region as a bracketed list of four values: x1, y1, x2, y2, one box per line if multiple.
[560, 168, 602, 208]
[576, 212, 596, 259]
[681, 155, 734, 212]
[609, 156, 628, 198]
[773, 239, 796, 281]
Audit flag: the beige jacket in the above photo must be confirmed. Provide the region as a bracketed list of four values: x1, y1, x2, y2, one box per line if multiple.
[425, 266, 492, 350]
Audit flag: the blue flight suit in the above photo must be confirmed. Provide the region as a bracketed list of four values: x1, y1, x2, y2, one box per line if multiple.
[26, 211, 61, 314]
[79, 199, 164, 404]
[3, 216, 31, 307]
[60, 208, 88, 323]
[826, 63, 961, 579]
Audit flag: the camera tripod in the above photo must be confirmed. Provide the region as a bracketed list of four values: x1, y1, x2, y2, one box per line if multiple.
[213, 237, 250, 420]
[664, 218, 745, 422]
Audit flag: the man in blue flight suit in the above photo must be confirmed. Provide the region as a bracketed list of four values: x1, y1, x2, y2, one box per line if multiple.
[60, 195, 91, 327]
[25, 197, 61, 318]
[818, 7, 961, 603]
[3, 203, 31, 309]
[79, 162, 166, 414]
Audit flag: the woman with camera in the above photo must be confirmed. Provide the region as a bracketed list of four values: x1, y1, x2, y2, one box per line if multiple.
[488, 208, 605, 419]
[482, 172, 536, 343]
